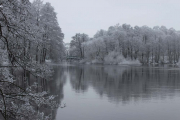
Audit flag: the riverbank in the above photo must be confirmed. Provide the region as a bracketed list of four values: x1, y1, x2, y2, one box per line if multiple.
[68, 59, 180, 68]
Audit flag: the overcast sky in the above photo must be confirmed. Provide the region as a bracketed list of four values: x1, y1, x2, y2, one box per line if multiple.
[41, 0, 180, 43]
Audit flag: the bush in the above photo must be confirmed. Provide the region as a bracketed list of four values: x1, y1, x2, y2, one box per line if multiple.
[104, 51, 140, 65]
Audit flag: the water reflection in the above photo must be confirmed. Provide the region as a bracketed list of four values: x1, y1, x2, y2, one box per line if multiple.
[54, 64, 180, 120]
[67, 65, 180, 103]
[7, 66, 67, 120]
[46, 66, 67, 119]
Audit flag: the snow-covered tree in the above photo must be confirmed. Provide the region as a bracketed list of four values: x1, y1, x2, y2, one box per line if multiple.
[71, 24, 180, 64]
[0, 0, 65, 119]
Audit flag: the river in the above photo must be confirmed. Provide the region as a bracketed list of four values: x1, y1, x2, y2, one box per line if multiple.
[51, 64, 180, 120]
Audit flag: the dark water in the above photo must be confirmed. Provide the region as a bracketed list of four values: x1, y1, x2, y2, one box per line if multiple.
[53, 64, 180, 120]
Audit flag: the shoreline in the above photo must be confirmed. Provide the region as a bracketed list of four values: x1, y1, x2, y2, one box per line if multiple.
[65, 61, 180, 68]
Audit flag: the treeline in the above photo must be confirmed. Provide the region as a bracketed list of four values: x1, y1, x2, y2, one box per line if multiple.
[0, 0, 64, 119]
[70, 24, 180, 64]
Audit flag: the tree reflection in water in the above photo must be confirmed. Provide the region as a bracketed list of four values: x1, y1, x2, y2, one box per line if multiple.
[67, 65, 180, 104]
[0, 66, 67, 120]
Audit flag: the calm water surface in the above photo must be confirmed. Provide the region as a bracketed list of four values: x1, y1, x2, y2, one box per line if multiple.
[53, 64, 180, 120]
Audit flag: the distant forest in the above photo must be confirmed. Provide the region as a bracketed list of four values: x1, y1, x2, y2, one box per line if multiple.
[70, 24, 180, 64]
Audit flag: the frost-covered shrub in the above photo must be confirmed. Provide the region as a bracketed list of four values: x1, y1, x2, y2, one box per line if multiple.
[119, 59, 140, 65]
[91, 59, 103, 64]
[104, 51, 140, 65]
[104, 51, 125, 64]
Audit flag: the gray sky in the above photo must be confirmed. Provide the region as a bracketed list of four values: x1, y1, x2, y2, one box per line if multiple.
[42, 0, 180, 43]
